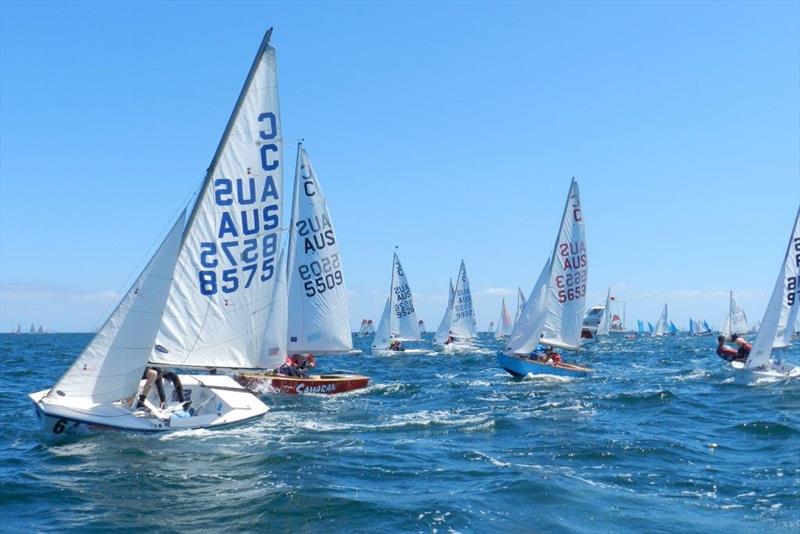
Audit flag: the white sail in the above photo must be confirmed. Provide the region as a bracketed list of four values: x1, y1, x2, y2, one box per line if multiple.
[493, 298, 513, 339]
[285, 145, 352, 353]
[357, 319, 369, 336]
[450, 261, 477, 339]
[721, 291, 748, 338]
[653, 304, 668, 337]
[747, 207, 800, 369]
[366, 320, 375, 335]
[434, 278, 456, 344]
[418, 320, 426, 334]
[596, 287, 612, 336]
[372, 252, 421, 349]
[258, 244, 288, 369]
[49, 212, 185, 404]
[508, 258, 551, 353]
[152, 34, 283, 369]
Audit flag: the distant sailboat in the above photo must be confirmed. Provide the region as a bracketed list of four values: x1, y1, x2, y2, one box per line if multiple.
[488, 321, 496, 333]
[434, 263, 477, 349]
[498, 179, 592, 378]
[372, 250, 424, 353]
[37, 326, 44, 334]
[15, 324, 21, 334]
[493, 298, 513, 340]
[721, 291, 749, 339]
[596, 287, 612, 337]
[730, 207, 799, 383]
[647, 322, 654, 335]
[418, 320, 426, 334]
[366, 320, 375, 335]
[357, 319, 370, 336]
[652, 304, 668, 337]
[668, 321, 678, 335]
[511, 287, 526, 331]
[29, 324, 35, 334]
[637, 319, 644, 336]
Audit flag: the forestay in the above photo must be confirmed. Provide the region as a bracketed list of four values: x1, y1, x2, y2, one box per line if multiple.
[286, 145, 352, 353]
[49, 212, 185, 404]
[372, 252, 421, 349]
[747, 207, 800, 369]
[152, 33, 283, 369]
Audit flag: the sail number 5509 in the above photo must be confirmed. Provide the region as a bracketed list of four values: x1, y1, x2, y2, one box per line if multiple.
[299, 253, 343, 297]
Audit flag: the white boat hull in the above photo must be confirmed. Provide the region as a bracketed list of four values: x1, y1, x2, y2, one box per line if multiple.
[30, 374, 268, 437]
[731, 360, 800, 385]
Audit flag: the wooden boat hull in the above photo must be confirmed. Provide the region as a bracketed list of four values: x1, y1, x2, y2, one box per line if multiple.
[29, 375, 269, 438]
[237, 372, 370, 395]
[497, 352, 593, 378]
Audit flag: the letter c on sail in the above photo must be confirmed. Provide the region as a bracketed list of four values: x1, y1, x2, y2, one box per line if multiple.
[573, 207, 582, 222]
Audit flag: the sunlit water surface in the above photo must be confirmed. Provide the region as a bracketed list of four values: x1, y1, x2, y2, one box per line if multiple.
[1, 333, 798, 532]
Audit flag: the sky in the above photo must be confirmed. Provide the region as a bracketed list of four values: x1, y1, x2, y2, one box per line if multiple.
[1, 1, 799, 333]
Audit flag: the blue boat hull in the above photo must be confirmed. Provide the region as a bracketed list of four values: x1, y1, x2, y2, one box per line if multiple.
[497, 352, 592, 378]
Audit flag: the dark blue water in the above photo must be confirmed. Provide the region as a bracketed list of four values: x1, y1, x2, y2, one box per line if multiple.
[1, 333, 798, 532]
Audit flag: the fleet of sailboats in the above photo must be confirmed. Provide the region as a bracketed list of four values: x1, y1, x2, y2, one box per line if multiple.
[20, 28, 800, 440]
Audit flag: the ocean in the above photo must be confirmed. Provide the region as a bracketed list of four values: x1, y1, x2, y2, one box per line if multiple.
[1, 332, 798, 532]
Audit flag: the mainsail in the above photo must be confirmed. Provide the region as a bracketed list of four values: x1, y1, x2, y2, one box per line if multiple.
[286, 145, 352, 353]
[372, 252, 421, 349]
[152, 31, 283, 369]
[508, 179, 587, 353]
[511, 287, 526, 330]
[493, 298, 513, 339]
[652, 304, 668, 337]
[721, 291, 748, 338]
[49, 212, 185, 404]
[418, 320, 426, 333]
[746, 207, 800, 369]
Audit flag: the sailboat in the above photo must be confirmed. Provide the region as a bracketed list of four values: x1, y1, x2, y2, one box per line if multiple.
[493, 298, 513, 340]
[511, 287, 526, 330]
[366, 319, 375, 335]
[237, 143, 368, 394]
[729, 207, 800, 384]
[29, 30, 294, 436]
[652, 304, 668, 337]
[668, 321, 678, 335]
[418, 320, 426, 334]
[488, 321, 496, 333]
[498, 179, 593, 378]
[637, 319, 644, 336]
[15, 324, 21, 334]
[595, 287, 613, 337]
[433, 262, 477, 350]
[357, 319, 370, 336]
[371, 249, 426, 354]
[721, 291, 749, 339]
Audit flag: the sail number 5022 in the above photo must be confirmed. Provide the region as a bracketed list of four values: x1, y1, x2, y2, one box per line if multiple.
[300, 253, 343, 297]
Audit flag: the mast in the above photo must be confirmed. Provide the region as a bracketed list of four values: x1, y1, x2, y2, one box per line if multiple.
[182, 28, 275, 244]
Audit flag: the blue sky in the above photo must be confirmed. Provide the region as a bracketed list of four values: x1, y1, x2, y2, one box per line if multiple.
[1, 1, 798, 332]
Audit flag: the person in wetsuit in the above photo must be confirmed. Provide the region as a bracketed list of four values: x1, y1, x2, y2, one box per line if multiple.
[716, 335, 746, 363]
[137, 367, 186, 409]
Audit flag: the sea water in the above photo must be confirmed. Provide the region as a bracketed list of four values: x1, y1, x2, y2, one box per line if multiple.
[1, 333, 798, 532]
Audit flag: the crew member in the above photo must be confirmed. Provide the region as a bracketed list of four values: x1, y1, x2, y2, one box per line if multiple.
[716, 335, 746, 363]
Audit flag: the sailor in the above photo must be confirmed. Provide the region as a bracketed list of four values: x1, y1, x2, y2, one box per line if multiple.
[733, 336, 752, 359]
[279, 353, 316, 378]
[136, 367, 187, 410]
[389, 339, 404, 351]
[444, 335, 454, 345]
[715, 335, 746, 363]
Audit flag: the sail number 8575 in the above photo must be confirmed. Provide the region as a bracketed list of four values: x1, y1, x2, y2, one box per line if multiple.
[299, 253, 343, 297]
